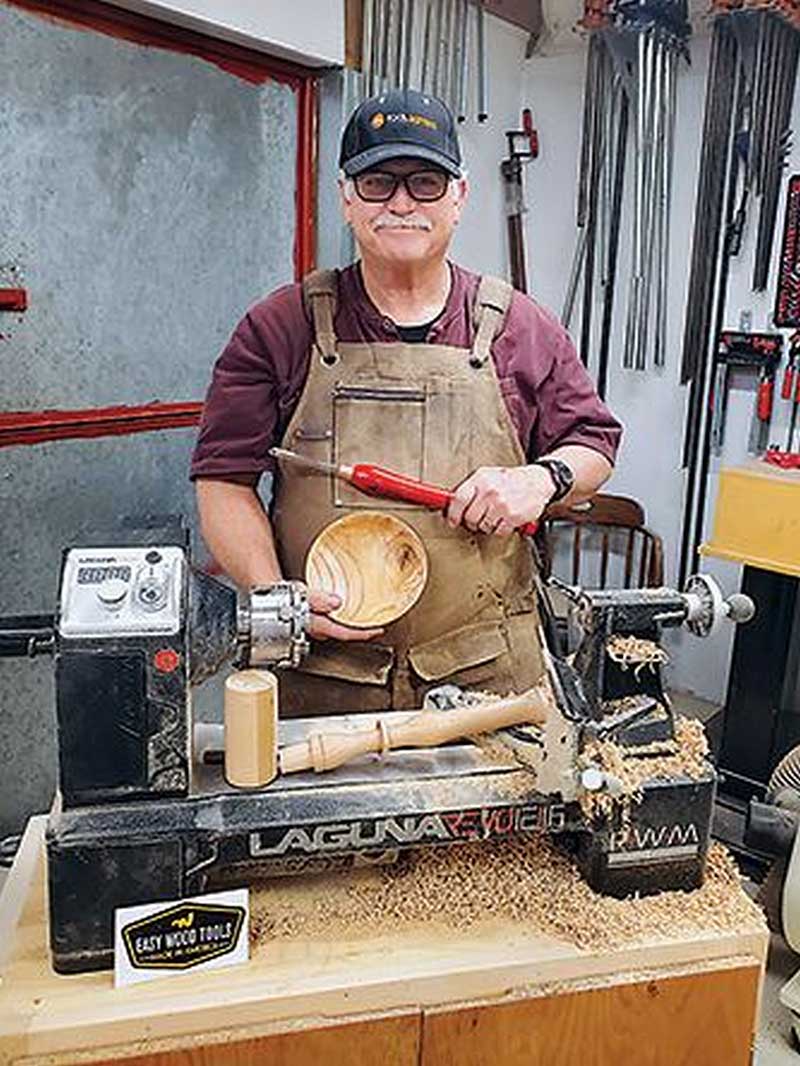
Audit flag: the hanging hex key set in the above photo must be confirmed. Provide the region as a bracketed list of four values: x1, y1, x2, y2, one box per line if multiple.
[562, 0, 689, 397]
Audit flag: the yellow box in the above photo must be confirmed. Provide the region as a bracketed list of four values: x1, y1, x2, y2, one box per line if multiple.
[701, 461, 800, 577]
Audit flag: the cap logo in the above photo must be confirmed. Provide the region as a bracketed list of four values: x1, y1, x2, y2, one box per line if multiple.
[370, 112, 385, 129]
[384, 112, 438, 130]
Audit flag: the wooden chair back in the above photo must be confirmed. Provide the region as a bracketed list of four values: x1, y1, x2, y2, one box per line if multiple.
[542, 493, 664, 588]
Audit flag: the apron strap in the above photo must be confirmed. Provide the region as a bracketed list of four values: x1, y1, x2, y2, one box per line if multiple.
[302, 268, 339, 365]
[470, 275, 514, 368]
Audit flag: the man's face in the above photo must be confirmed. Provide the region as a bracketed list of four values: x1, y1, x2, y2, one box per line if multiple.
[340, 158, 468, 267]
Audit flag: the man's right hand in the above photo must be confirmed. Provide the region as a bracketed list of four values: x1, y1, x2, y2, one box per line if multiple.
[307, 589, 385, 642]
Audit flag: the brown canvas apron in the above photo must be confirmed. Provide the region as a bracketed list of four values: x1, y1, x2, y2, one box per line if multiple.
[271, 268, 546, 715]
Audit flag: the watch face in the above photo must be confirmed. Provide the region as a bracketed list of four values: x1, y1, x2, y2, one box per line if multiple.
[538, 459, 574, 501]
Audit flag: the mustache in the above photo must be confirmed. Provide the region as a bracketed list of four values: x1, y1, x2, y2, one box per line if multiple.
[372, 215, 433, 232]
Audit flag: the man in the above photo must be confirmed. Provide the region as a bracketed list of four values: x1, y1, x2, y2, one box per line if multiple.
[191, 88, 622, 714]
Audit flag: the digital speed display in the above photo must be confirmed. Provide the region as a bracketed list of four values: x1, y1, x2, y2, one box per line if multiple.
[77, 565, 132, 585]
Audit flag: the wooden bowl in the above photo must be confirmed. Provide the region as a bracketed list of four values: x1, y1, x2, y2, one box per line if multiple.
[305, 512, 429, 628]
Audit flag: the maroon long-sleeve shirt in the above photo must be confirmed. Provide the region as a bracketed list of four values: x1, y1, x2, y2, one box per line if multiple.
[190, 262, 622, 484]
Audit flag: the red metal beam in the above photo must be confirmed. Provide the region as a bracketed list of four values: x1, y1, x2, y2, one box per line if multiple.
[0, 402, 203, 448]
[294, 75, 319, 279]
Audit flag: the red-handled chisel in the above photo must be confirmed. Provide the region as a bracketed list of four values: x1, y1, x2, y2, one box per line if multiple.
[269, 447, 539, 535]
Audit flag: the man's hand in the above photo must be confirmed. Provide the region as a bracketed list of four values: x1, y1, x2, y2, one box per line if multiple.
[307, 589, 385, 642]
[446, 465, 555, 536]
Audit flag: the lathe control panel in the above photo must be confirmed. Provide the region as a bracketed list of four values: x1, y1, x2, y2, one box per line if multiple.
[59, 546, 184, 638]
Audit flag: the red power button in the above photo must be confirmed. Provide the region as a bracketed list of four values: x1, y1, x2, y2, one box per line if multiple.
[153, 648, 180, 673]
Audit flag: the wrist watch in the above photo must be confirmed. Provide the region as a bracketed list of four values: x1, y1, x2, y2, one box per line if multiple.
[532, 458, 575, 503]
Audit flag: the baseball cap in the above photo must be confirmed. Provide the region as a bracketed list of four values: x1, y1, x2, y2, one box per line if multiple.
[339, 88, 462, 178]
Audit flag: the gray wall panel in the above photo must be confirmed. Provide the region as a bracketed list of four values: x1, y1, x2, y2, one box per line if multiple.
[0, 3, 301, 836]
[0, 4, 296, 408]
[1, 430, 202, 612]
[0, 430, 219, 834]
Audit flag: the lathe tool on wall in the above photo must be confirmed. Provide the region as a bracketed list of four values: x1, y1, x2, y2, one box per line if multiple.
[677, 18, 744, 587]
[749, 15, 800, 292]
[358, 0, 485, 122]
[563, 0, 688, 394]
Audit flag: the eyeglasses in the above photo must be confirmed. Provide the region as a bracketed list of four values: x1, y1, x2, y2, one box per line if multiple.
[352, 169, 451, 203]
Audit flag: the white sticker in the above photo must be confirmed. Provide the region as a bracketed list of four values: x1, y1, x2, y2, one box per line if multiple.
[114, 888, 249, 988]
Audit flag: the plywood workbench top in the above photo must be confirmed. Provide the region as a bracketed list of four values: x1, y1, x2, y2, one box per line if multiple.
[0, 817, 769, 1066]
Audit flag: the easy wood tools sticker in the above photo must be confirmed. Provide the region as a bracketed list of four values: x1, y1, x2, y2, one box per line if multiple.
[114, 889, 249, 987]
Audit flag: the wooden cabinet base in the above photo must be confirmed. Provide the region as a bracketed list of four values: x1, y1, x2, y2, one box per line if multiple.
[0, 818, 767, 1066]
[423, 967, 762, 1066]
[89, 1015, 423, 1066]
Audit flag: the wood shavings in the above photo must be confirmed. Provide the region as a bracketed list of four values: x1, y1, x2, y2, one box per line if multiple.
[462, 684, 552, 771]
[420, 766, 539, 805]
[249, 838, 765, 955]
[606, 634, 670, 677]
[601, 694, 667, 717]
[577, 716, 710, 819]
[249, 713, 740, 964]
[468, 730, 526, 765]
[582, 715, 710, 785]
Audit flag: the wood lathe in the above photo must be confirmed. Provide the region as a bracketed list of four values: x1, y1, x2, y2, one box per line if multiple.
[0, 517, 754, 974]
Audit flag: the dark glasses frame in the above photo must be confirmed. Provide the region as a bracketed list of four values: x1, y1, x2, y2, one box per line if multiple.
[351, 169, 453, 203]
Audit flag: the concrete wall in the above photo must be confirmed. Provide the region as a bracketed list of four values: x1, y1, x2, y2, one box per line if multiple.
[0, 2, 298, 835]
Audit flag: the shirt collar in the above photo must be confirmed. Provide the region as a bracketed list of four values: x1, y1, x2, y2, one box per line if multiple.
[342, 260, 467, 339]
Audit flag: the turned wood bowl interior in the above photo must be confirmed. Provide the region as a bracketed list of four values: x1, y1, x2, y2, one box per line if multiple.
[305, 511, 429, 628]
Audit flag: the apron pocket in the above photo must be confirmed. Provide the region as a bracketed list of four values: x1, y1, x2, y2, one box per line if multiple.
[333, 384, 426, 508]
[407, 620, 507, 683]
[297, 641, 395, 686]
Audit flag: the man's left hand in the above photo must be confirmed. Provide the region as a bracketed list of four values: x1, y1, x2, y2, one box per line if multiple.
[446, 465, 555, 536]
